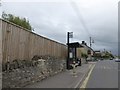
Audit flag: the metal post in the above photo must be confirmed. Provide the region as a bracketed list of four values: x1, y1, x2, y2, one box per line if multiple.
[67, 32, 70, 69]
[67, 32, 73, 69]
[90, 37, 92, 48]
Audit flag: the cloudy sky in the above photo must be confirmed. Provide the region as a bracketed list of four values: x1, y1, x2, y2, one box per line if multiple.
[1, 0, 119, 55]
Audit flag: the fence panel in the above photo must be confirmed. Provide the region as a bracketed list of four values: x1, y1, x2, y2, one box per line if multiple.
[2, 19, 67, 63]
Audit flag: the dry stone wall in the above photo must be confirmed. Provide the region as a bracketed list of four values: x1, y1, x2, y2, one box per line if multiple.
[2, 55, 66, 88]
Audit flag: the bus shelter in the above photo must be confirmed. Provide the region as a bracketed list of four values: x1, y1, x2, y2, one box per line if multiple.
[67, 42, 83, 69]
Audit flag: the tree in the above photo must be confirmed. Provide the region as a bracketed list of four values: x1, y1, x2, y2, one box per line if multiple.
[81, 53, 88, 59]
[101, 51, 114, 59]
[2, 12, 32, 31]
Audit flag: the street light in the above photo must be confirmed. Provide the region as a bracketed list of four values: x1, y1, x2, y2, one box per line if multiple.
[67, 32, 73, 69]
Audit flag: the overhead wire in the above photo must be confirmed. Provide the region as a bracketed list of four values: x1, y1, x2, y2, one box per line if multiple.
[69, 0, 118, 45]
[69, 0, 91, 38]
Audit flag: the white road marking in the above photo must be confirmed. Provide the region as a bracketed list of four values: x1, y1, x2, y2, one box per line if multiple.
[74, 64, 92, 88]
[80, 64, 95, 88]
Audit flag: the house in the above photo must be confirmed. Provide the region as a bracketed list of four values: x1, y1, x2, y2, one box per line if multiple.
[81, 41, 94, 59]
[77, 41, 94, 63]
[94, 50, 102, 60]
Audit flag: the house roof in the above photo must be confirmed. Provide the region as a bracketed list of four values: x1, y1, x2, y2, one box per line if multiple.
[94, 50, 101, 52]
[81, 44, 94, 52]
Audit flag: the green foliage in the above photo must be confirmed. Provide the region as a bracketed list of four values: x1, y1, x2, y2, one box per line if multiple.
[104, 51, 114, 58]
[2, 12, 32, 31]
[93, 53, 101, 59]
[118, 56, 120, 59]
[101, 51, 114, 59]
[81, 53, 88, 59]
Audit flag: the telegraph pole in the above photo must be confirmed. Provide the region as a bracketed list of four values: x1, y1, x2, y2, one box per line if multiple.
[90, 37, 92, 48]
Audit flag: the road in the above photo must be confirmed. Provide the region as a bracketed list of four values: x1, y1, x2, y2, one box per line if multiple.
[82, 60, 118, 88]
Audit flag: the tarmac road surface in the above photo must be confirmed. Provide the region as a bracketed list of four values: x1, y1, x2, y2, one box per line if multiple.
[85, 60, 118, 88]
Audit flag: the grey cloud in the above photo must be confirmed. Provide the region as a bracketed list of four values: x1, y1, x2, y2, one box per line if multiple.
[2, 0, 119, 55]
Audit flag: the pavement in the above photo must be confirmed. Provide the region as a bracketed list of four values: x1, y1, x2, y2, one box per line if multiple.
[24, 62, 96, 88]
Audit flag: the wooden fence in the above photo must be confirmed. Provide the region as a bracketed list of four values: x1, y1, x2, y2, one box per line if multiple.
[1, 19, 67, 64]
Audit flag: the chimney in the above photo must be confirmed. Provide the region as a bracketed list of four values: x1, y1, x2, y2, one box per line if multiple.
[82, 41, 87, 46]
[82, 41, 85, 44]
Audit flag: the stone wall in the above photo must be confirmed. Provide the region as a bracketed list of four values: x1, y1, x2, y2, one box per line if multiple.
[2, 55, 66, 88]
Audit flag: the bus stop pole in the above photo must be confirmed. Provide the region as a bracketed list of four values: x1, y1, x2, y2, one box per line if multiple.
[67, 32, 70, 69]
